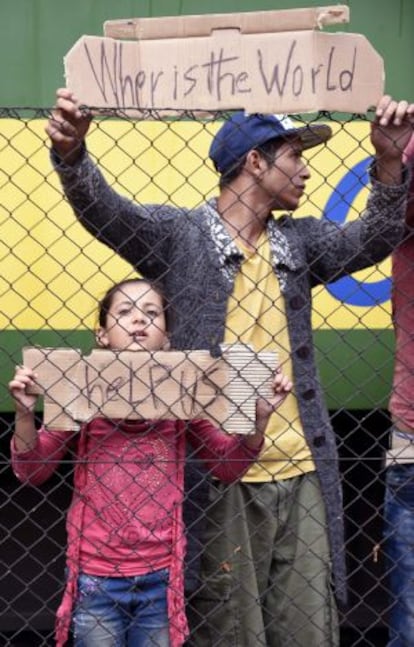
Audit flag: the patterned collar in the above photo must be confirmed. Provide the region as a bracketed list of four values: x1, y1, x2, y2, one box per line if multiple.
[202, 198, 242, 263]
[202, 197, 300, 290]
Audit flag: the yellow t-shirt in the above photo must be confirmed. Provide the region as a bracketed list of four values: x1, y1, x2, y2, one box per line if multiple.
[224, 230, 315, 481]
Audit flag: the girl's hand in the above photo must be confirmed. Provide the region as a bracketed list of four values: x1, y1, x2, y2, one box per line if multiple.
[8, 366, 38, 413]
[256, 369, 293, 425]
[244, 369, 293, 450]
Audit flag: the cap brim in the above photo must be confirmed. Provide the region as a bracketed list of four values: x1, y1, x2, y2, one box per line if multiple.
[297, 124, 332, 150]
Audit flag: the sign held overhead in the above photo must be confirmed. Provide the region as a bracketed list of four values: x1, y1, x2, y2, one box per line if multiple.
[64, 5, 384, 115]
[103, 6, 351, 39]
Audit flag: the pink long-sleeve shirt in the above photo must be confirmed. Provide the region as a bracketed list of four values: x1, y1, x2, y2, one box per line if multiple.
[389, 136, 414, 432]
[11, 417, 262, 647]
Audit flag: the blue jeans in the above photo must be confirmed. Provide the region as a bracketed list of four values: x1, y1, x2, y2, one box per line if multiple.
[384, 464, 414, 647]
[72, 569, 170, 647]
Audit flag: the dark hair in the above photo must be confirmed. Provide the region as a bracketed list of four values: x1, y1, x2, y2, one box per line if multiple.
[218, 137, 286, 189]
[98, 278, 168, 328]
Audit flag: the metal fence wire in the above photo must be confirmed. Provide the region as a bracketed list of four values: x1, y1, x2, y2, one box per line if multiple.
[0, 107, 409, 647]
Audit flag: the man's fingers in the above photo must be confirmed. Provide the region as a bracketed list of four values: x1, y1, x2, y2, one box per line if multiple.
[56, 87, 75, 101]
[376, 94, 392, 119]
[48, 116, 80, 139]
[376, 95, 412, 127]
[391, 100, 409, 126]
[55, 97, 92, 123]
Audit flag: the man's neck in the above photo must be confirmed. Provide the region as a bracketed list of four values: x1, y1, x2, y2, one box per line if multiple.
[217, 189, 270, 252]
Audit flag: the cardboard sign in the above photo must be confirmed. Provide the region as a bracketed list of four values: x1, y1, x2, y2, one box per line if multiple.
[64, 7, 384, 115]
[103, 6, 350, 39]
[23, 344, 276, 435]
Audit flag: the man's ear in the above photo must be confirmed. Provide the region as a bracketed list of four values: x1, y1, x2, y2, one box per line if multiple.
[245, 149, 266, 175]
[96, 328, 109, 348]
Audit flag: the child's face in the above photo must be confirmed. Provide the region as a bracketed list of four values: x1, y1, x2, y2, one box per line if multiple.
[97, 282, 168, 351]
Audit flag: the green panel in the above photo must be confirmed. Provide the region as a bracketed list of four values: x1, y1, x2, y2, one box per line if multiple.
[314, 329, 395, 411]
[0, 330, 95, 412]
[0, 328, 394, 413]
[179, 0, 337, 13]
[348, 0, 414, 99]
[0, 0, 154, 106]
[0, 0, 412, 106]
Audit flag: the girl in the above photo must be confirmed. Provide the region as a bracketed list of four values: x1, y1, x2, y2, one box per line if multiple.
[9, 278, 291, 647]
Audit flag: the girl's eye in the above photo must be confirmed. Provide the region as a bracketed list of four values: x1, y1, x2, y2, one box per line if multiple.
[117, 307, 132, 317]
[147, 309, 160, 320]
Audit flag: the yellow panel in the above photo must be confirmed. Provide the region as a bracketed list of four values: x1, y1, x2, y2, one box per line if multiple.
[0, 118, 391, 331]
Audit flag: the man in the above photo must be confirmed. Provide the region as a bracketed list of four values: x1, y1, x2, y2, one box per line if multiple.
[46, 91, 413, 646]
[385, 134, 414, 647]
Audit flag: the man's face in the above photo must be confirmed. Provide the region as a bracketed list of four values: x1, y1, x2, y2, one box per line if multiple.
[259, 137, 311, 211]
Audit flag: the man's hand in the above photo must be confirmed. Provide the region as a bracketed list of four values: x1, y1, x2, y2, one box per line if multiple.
[371, 95, 414, 185]
[45, 88, 92, 165]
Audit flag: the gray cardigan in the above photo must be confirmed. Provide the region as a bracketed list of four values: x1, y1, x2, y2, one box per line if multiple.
[53, 149, 409, 603]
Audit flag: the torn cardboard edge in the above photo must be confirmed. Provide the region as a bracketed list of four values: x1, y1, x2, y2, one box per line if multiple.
[23, 344, 276, 435]
[64, 26, 384, 115]
[103, 5, 350, 40]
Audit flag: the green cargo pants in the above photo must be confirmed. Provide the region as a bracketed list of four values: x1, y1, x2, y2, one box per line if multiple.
[187, 471, 339, 647]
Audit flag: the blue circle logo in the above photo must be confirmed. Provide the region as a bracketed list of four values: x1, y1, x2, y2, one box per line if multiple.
[323, 156, 391, 306]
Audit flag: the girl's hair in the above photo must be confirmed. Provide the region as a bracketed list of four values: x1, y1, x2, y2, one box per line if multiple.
[98, 278, 169, 328]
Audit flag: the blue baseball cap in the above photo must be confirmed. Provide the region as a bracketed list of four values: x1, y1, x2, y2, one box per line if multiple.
[209, 112, 332, 174]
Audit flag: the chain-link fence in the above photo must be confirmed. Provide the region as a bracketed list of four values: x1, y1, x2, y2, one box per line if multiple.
[0, 108, 410, 646]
